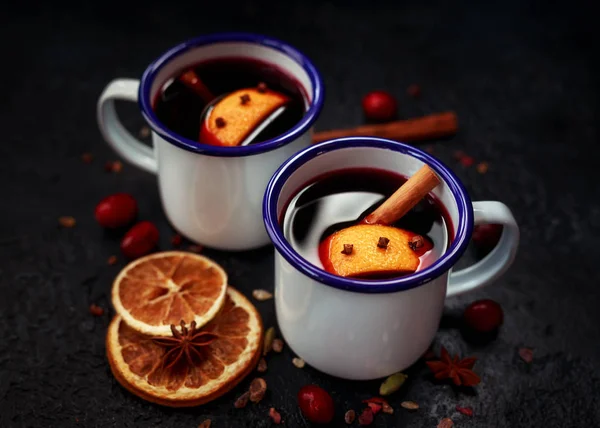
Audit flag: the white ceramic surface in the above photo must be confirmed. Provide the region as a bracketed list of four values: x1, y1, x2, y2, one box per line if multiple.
[97, 34, 323, 250]
[263, 138, 519, 380]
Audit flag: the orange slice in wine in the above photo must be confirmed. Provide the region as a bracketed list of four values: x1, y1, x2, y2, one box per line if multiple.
[200, 87, 290, 147]
[106, 287, 263, 407]
[320, 224, 422, 278]
[111, 251, 227, 336]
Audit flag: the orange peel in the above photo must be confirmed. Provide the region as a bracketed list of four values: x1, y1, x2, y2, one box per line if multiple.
[200, 87, 289, 146]
[320, 224, 424, 278]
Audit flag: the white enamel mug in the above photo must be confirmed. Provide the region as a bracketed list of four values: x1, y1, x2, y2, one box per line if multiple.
[97, 33, 324, 251]
[263, 137, 519, 380]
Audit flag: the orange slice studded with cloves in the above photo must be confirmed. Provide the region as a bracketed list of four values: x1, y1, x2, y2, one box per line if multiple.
[320, 224, 428, 278]
[111, 251, 228, 336]
[106, 287, 263, 407]
[199, 87, 290, 146]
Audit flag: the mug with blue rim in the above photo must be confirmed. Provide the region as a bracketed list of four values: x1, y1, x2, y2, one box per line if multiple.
[263, 137, 519, 380]
[97, 33, 324, 250]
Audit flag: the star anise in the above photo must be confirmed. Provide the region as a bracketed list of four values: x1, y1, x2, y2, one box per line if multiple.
[152, 320, 218, 369]
[426, 346, 481, 387]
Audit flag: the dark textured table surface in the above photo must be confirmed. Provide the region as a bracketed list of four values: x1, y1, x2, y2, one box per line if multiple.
[2, 1, 599, 427]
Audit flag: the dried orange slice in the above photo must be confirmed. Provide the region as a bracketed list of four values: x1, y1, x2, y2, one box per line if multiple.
[320, 224, 422, 278]
[112, 251, 227, 336]
[106, 287, 263, 407]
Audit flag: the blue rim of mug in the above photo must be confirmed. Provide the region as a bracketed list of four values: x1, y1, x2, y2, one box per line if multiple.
[263, 137, 474, 294]
[137, 32, 324, 157]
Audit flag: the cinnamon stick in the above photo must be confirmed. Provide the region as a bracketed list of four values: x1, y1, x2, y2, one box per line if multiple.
[178, 70, 215, 104]
[363, 164, 441, 225]
[312, 111, 457, 144]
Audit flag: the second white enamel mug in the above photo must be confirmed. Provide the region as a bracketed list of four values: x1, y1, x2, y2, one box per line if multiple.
[263, 137, 519, 380]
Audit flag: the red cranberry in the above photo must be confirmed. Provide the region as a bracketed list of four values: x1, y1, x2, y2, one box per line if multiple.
[297, 385, 334, 424]
[361, 91, 397, 121]
[121, 221, 159, 259]
[94, 193, 138, 229]
[472, 224, 503, 252]
[463, 299, 504, 333]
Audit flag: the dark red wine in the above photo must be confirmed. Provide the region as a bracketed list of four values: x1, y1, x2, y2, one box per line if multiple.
[282, 168, 453, 279]
[152, 57, 307, 144]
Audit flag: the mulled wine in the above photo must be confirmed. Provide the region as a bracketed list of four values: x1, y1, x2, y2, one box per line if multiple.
[282, 168, 453, 279]
[153, 57, 307, 145]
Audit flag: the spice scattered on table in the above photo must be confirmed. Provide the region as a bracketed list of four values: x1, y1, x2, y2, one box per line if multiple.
[344, 409, 356, 424]
[249, 377, 267, 403]
[379, 372, 407, 395]
[437, 418, 454, 428]
[312, 111, 458, 144]
[455, 405, 473, 416]
[519, 347, 534, 363]
[269, 407, 282, 424]
[234, 391, 250, 409]
[252, 289, 273, 301]
[401, 401, 419, 411]
[269, 407, 281, 425]
[426, 346, 480, 386]
[104, 160, 123, 173]
[198, 419, 211, 428]
[476, 161, 489, 174]
[453, 150, 475, 167]
[58, 216, 76, 228]
[257, 358, 267, 373]
[358, 408, 374, 425]
[89, 304, 104, 316]
[460, 155, 474, 167]
[272, 338, 284, 353]
[366, 402, 382, 415]
[187, 244, 203, 253]
[151, 321, 218, 369]
[453, 150, 465, 160]
[81, 153, 93, 164]
[263, 327, 275, 356]
[363, 397, 389, 408]
[292, 357, 305, 368]
[171, 234, 182, 246]
[107, 255, 117, 265]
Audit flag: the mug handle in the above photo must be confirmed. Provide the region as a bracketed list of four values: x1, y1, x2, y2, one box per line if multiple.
[97, 79, 158, 174]
[447, 201, 519, 297]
